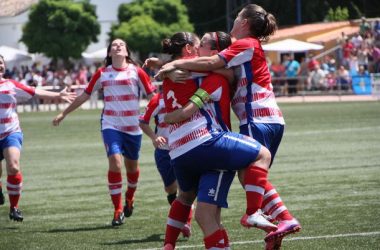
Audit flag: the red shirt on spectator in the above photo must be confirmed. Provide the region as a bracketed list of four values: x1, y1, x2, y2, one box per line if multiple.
[343, 42, 354, 58]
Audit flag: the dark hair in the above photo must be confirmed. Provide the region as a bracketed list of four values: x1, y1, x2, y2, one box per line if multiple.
[205, 31, 232, 52]
[162, 32, 199, 60]
[103, 38, 138, 67]
[241, 4, 277, 42]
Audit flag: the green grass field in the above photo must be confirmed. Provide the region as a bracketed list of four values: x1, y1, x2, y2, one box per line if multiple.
[0, 101, 379, 250]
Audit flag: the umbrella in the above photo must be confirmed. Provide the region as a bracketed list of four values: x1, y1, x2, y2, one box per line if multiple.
[262, 39, 324, 52]
[0, 45, 32, 62]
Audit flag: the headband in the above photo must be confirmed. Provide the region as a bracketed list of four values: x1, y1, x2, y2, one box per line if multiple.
[214, 32, 221, 52]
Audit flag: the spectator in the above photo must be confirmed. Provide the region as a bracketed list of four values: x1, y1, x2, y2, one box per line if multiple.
[326, 67, 337, 91]
[369, 44, 380, 73]
[299, 57, 309, 90]
[360, 17, 371, 37]
[337, 65, 351, 90]
[283, 55, 300, 95]
[351, 32, 363, 48]
[342, 38, 355, 68]
[357, 43, 369, 71]
[348, 52, 359, 75]
[62, 70, 73, 92]
[357, 65, 369, 75]
[307, 64, 326, 91]
[336, 32, 348, 64]
[307, 53, 319, 71]
[326, 54, 336, 68]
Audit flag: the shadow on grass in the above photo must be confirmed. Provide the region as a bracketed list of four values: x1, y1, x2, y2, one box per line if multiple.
[48, 225, 113, 233]
[102, 233, 187, 246]
[0, 226, 21, 230]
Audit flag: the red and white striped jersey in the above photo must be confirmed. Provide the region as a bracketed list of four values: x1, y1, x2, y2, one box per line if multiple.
[163, 73, 229, 159]
[199, 73, 231, 132]
[0, 79, 35, 140]
[219, 37, 285, 126]
[139, 92, 170, 150]
[85, 64, 156, 135]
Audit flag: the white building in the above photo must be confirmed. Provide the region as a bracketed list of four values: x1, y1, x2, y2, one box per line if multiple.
[0, 0, 131, 53]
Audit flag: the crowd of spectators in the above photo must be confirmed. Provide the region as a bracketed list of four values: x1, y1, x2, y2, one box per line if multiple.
[269, 17, 380, 95]
[3, 17, 380, 109]
[2, 62, 101, 111]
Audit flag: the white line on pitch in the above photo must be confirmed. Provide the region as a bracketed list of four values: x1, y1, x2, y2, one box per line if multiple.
[137, 231, 380, 250]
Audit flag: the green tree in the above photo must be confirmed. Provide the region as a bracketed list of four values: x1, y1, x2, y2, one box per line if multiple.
[326, 6, 350, 21]
[21, 0, 100, 65]
[110, 0, 193, 60]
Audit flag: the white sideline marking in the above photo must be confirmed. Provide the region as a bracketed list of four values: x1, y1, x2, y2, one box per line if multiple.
[137, 231, 380, 250]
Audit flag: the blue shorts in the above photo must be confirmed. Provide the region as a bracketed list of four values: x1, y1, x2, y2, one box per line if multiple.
[155, 148, 176, 187]
[171, 131, 261, 207]
[101, 129, 142, 160]
[240, 123, 284, 167]
[197, 169, 236, 208]
[0, 132, 23, 161]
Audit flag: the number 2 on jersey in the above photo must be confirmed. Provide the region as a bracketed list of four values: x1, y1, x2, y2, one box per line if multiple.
[167, 90, 182, 109]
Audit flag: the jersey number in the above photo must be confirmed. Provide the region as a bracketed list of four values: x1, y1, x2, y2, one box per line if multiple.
[167, 90, 182, 109]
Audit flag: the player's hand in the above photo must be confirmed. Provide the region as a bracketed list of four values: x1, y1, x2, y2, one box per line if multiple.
[142, 57, 164, 69]
[154, 61, 176, 80]
[52, 113, 65, 126]
[59, 86, 77, 103]
[166, 69, 190, 83]
[153, 136, 167, 148]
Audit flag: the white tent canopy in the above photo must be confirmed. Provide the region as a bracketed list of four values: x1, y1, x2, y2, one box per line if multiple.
[262, 39, 324, 52]
[82, 47, 107, 65]
[0, 45, 32, 62]
[82, 47, 107, 60]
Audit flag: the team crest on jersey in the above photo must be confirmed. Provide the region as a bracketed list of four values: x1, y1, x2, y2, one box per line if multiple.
[108, 74, 114, 79]
[208, 188, 216, 197]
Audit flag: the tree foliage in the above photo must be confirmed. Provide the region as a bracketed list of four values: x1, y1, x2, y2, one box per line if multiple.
[326, 6, 350, 22]
[109, 0, 193, 59]
[21, 0, 100, 61]
[182, 0, 379, 35]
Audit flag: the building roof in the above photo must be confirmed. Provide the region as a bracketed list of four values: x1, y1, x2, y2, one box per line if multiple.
[0, 0, 39, 17]
[306, 26, 360, 43]
[272, 21, 355, 41]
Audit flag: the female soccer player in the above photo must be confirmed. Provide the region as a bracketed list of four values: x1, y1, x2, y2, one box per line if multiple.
[0, 54, 76, 221]
[160, 31, 276, 250]
[157, 4, 301, 250]
[52, 39, 156, 226]
[139, 90, 193, 238]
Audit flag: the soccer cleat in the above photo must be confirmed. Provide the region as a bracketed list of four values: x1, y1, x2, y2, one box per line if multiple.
[0, 187, 5, 205]
[265, 234, 283, 250]
[9, 207, 23, 222]
[264, 218, 302, 249]
[163, 243, 174, 250]
[181, 223, 191, 238]
[240, 211, 278, 233]
[111, 210, 124, 226]
[124, 198, 134, 218]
